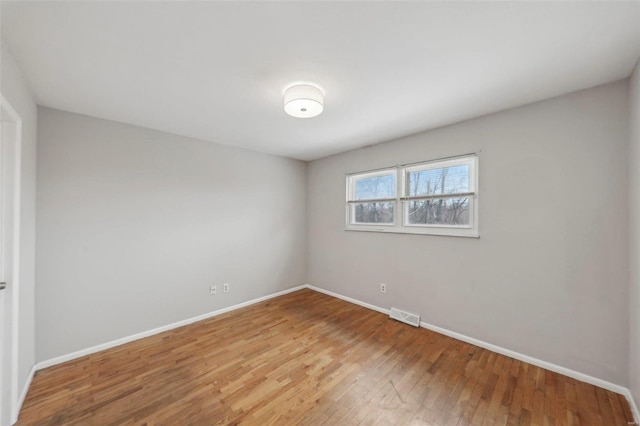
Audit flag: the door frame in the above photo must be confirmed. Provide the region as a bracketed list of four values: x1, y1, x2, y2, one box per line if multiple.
[0, 93, 22, 425]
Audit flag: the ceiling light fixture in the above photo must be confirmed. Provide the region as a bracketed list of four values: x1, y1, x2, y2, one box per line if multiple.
[283, 83, 324, 118]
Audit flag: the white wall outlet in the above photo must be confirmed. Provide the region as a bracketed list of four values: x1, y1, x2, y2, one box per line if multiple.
[380, 283, 386, 293]
[210, 285, 217, 295]
[223, 283, 230, 293]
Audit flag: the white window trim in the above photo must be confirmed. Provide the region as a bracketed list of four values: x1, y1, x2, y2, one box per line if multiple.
[345, 154, 479, 238]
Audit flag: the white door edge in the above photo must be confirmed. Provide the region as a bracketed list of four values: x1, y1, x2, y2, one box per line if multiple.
[0, 93, 22, 426]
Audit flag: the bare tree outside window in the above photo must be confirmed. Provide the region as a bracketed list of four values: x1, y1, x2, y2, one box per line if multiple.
[406, 165, 470, 225]
[351, 173, 395, 224]
[354, 202, 394, 224]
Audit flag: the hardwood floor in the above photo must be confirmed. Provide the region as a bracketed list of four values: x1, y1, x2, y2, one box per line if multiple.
[18, 289, 634, 425]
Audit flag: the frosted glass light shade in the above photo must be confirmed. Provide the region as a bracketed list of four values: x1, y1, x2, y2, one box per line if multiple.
[284, 84, 324, 118]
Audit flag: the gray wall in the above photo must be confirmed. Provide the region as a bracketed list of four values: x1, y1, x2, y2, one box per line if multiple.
[1, 44, 37, 406]
[630, 60, 640, 409]
[308, 80, 630, 385]
[36, 108, 307, 361]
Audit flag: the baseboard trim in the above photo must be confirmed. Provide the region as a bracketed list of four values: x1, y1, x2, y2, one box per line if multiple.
[306, 285, 390, 316]
[417, 319, 628, 395]
[11, 364, 36, 424]
[305, 284, 638, 421]
[623, 388, 640, 423]
[36, 284, 307, 371]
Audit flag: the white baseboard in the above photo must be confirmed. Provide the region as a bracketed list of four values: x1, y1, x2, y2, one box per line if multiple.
[11, 364, 36, 425]
[36, 284, 307, 371]
[623, 389, 640, 424]
[305, 284, 638, 422]
[417, 319, 628, 395]
[306, 285, 390, 316]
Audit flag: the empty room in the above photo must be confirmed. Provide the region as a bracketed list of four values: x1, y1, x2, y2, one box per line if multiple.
[1, 0, 639, 424]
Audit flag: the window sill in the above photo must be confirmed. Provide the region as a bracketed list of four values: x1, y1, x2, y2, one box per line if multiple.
[345, 226, 479, 238]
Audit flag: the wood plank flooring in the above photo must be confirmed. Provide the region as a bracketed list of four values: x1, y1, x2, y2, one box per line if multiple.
[18, 289, 635, 425]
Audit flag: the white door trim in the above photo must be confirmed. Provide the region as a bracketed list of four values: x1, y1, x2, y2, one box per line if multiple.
[1, 93, 23, 425]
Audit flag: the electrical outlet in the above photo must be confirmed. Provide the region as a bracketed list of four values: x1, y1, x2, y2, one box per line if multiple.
[380, 283, 386, 293]
[210, 285, 217, 295]
[223, 283, 230, 293]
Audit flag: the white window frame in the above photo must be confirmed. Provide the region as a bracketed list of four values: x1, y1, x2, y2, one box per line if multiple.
[345, 154, 479, 238]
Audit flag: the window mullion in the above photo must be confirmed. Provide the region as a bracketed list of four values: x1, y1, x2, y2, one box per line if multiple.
[397, 167, 404, 229]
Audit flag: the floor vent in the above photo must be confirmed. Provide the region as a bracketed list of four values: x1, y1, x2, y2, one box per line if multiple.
[389, 307, 420, 327]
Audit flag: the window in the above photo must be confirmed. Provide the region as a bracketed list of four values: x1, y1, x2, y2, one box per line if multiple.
[346, 154, 478, 237]
[346, 169, 396, 226]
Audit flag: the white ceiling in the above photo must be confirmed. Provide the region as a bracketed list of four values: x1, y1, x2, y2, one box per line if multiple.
[2, 1, 639, 161]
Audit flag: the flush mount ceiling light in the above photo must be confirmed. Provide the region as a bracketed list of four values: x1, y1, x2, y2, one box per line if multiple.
[283, 83, 324, 118]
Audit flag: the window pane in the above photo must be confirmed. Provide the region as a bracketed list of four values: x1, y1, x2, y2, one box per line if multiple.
[354, 174, 396, 200]
[407, 198, 469, 226]
[352, 202, 394, 224]
[408, 164, 469, 197]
